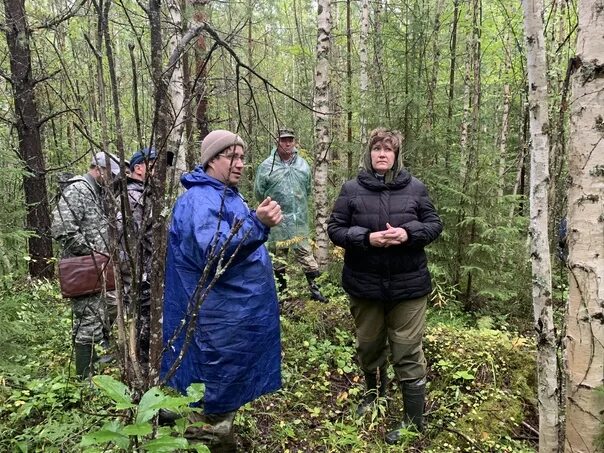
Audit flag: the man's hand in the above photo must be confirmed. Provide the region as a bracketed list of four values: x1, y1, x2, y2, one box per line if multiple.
[256, 197, 283, 227]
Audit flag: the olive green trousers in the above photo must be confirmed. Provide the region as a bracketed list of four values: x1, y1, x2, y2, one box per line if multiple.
[349, 295, 427, 381]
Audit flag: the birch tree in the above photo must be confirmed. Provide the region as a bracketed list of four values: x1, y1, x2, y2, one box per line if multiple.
[565, 2, 604, 451]
[166, 0, 188, 195]
[312, 0, 331, 267]
[522, 0, 559, 450]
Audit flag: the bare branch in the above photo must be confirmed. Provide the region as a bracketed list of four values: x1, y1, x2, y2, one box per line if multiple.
[0, 114, 16, 127]
[0, 68, 12, 83]
[35, 0, 89, 30]
[83, 33, 102, 59]
[72, 122, 102, 151]
[38, 108, 79, 128]
[44, 149, 92, 174]
[32, 69, 61, 87]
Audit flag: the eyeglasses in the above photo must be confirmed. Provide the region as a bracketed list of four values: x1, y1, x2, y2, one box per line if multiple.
[218, 152, 246, 164]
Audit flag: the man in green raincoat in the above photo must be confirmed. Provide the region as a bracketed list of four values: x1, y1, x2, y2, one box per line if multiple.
[254, 128, 327, 302]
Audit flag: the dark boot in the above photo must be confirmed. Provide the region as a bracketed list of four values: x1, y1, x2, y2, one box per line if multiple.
[305, 271, 327, 302]
[274, 267, 287, 294]
[97, 337, 114, 365]
[356, 367, 388, 416]
[385, 377, 426, 444]
[74, 343, 96, 379]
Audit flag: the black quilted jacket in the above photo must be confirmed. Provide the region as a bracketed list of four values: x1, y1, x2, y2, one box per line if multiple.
[327, 169, 442, 303]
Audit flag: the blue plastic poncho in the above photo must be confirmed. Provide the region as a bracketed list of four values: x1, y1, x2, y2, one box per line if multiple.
[254, 149, 312, 242]
[161, 167, 281, 414]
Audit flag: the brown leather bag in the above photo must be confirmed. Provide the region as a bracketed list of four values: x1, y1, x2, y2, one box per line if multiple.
[58, 252, 116, 298]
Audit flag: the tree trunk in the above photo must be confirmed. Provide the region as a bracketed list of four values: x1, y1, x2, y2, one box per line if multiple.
[426, 0, 444, 129]
[148, 0, 170, 387]
[192, 0, 210, 144]
[345, 0, 353, 180]
[522, 0, 559, 451]
[167, 0, 188, 197]
[498, 33, 511, 199]
[3, 0, 54, 279]
[358, 0, 370, 170]
[565, 3, 604, 451]
[445, 0, 460, 169]
[313, 0, 332, 268]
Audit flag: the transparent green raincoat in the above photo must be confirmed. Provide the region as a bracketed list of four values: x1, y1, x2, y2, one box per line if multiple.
[254, 149, 312, 243]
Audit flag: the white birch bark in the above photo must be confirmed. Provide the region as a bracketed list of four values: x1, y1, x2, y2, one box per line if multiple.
[167, 0, 188, 195]
[313, 0, 332, 267]
[565, 2, 604, 451]
[522, 0, 559, 451]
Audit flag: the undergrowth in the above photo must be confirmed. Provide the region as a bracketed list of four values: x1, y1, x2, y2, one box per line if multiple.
[0, 276, 538, 452]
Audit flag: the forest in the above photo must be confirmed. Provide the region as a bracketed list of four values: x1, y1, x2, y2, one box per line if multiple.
[0, 0, 602, 451]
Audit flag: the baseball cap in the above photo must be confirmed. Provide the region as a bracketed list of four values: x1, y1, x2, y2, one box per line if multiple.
[129, 147, 157, 170]
[91, 152, 121, 175]
[278, 128, 295, 139]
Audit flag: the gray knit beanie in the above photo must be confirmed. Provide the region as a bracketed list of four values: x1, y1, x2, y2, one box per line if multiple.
[200, 130, 246, 169]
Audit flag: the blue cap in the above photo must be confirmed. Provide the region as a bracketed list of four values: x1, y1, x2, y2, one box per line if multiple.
[129, 148, 157, 170]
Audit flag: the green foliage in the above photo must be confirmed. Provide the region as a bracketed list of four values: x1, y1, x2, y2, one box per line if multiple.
[81, 377, 208, 452]
[0, 273, 540, 452]
[425, 324, 536, 452]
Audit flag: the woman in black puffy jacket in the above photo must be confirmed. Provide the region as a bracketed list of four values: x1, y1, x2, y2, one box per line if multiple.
[327, 127, 442, 443]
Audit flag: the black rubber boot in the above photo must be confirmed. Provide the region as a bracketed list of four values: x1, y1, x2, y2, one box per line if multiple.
[356, 367, 388, 416]
[305, 271, 327, 302]
[385, 377, 426, 444]
[274, 267, 287, 294]
[74, 343, 96, 379]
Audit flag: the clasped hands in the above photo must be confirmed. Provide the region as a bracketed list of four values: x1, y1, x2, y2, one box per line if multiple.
[256, 196, 283, 227]
[369, 223, 408, 247]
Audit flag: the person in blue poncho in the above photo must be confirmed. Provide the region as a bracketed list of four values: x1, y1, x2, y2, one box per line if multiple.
[161, 130, 283, 450]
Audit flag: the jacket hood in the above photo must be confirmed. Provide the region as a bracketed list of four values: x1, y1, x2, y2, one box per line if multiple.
[181, 165, 238, 193]
[357, 168, 412, 191]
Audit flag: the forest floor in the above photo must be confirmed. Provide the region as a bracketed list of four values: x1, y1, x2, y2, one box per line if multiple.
[0, 275, 538, 452]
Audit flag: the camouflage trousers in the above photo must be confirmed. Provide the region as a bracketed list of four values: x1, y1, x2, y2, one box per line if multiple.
[72, 293, 108, 345]
[271, 239, 319, 274]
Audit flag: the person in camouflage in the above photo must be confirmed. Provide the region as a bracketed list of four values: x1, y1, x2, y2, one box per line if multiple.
[51, 152, 120, 378]
[254, 127, 327, 302]
[117, 147, 156, 366]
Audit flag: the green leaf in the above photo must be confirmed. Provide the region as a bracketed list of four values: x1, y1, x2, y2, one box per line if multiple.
[136, 386, 166, 424]
[122, 422, 153, 436]
[453, 370, 475, 381]
[143, 436, 189, 452]
[186, 383, 205, 401]
[191, 444, 212, 453]
[92, 375, 133, 409]
[80, 429, 129, 448]
[149, 395, 195, 412]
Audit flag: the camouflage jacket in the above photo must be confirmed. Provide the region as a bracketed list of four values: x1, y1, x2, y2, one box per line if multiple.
[117, 178, 153, 301]
[51, 174, 109, 258]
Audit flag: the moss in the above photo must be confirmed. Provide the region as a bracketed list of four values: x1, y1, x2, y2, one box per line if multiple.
[424, 324, 536, 451]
